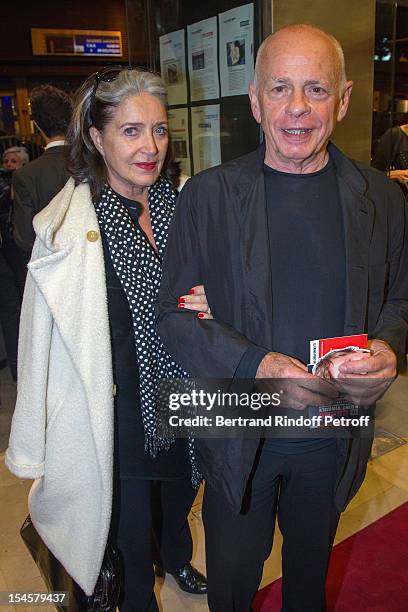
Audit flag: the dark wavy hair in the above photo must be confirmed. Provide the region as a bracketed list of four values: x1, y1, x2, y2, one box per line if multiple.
[30, 85, 72, 138]
[65, 68, 179, 201]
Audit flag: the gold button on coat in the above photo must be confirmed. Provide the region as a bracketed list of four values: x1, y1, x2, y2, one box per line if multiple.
[87, 230, 99, 242]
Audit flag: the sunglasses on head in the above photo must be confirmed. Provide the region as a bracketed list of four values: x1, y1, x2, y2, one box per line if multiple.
[91, 63, 157, 96]
[89, 64, 160, 123]
[90, 65, 134, 123]
[91, 64, 131, 100]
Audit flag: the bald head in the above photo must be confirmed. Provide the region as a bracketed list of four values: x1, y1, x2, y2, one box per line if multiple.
[248, 22, 353, 173]
[254, 24, 347, 96]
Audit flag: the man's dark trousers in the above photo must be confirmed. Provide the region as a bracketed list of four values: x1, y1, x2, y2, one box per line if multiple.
[202, 442, 340, 612]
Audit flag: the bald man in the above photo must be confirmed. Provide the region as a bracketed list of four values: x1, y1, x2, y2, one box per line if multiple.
[158, 25, 408, 611]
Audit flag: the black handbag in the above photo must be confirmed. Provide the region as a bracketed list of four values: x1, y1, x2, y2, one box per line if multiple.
[20, 515, 121, 612]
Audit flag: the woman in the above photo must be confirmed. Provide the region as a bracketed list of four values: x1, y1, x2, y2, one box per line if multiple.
[6, 67, 210, 610]
[1, 146, 29, 236]
[372, 122, 408, 189]
[2, 146, 29, 171]
[0, 146, 29, 379]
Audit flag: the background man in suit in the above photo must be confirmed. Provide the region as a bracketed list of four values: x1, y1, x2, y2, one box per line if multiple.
[157, 24, 408, 612]
[12, 85, 72, 254]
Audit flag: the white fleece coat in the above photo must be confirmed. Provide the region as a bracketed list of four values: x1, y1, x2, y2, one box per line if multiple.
[6, 179, 114, 595]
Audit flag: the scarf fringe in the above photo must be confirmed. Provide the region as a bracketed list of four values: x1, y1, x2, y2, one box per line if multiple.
[144, 432, 202, 489]
[190, 456, 203, 490]
[144, 432, 173, 458]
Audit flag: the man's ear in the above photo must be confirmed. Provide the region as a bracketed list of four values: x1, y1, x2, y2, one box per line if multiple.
[33, 121, 49, 145]
[248, 83, 262, 125]
[337, 81, 353, 123]
[89, 126, 105, 157]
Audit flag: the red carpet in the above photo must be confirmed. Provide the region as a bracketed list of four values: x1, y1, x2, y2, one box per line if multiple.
[253, 501, 408, 611]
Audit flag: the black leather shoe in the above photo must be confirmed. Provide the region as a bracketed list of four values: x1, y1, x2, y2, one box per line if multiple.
[155, 563, 207, 594]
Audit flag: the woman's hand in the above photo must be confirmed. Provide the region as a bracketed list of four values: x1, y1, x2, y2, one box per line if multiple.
[389, 169, 408, 184]
[178, 285, 213, 319]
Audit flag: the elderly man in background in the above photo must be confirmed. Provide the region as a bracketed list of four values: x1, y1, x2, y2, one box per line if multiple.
[157, 24, 408, 612]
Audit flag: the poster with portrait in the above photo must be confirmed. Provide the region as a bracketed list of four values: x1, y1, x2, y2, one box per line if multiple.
[219, 3, 254, 97]
[159, 29, 188, 105]
[168, 107, 191, 176]
[187, 17, 219, 102]
[191, 105, 221, 173]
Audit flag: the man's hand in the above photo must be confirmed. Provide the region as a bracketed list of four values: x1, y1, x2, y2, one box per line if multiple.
[335, 339, 397, 405]
[256, 352, 338, 410]
[178, 285, 213, 319]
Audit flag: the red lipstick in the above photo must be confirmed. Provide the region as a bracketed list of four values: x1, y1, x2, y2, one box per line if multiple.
[135, 162, 157, 171]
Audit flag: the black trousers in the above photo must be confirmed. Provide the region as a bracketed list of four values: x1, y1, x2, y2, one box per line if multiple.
[202, 442, 340, 612]
[112, 476, 196, 612]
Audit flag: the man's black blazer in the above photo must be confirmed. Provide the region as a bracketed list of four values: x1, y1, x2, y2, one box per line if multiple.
[157, 142, 408, 514]
[12, 145, 68, 252]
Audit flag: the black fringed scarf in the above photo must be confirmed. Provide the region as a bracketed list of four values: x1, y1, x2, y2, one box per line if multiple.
[94, 178, 200, 486]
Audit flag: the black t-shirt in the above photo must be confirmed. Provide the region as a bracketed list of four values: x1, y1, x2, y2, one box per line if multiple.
[265, 157, 345, 364]
[263, 157, 345, 452]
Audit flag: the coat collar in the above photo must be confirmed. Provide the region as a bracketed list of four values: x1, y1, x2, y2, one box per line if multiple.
[27, 180, 113, 483]
[232, 143, 273, 347]
[31, 178, 92, 255]
[234, 140, 372, 200]
[234, 141, 374, 345]
[329, 144, 375, 333]
[41, 145, 65, 158]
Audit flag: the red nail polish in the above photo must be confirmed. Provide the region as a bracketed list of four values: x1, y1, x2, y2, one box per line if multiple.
[178, 297, 186, 303]
[198, 312, 205, 319]
[189, 289, 195, 295]
[178, 303, 185, 308]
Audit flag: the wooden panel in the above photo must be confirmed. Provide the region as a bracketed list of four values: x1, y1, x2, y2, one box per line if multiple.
[15, 83, 31, 137]
[270, 0, 376, 163]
